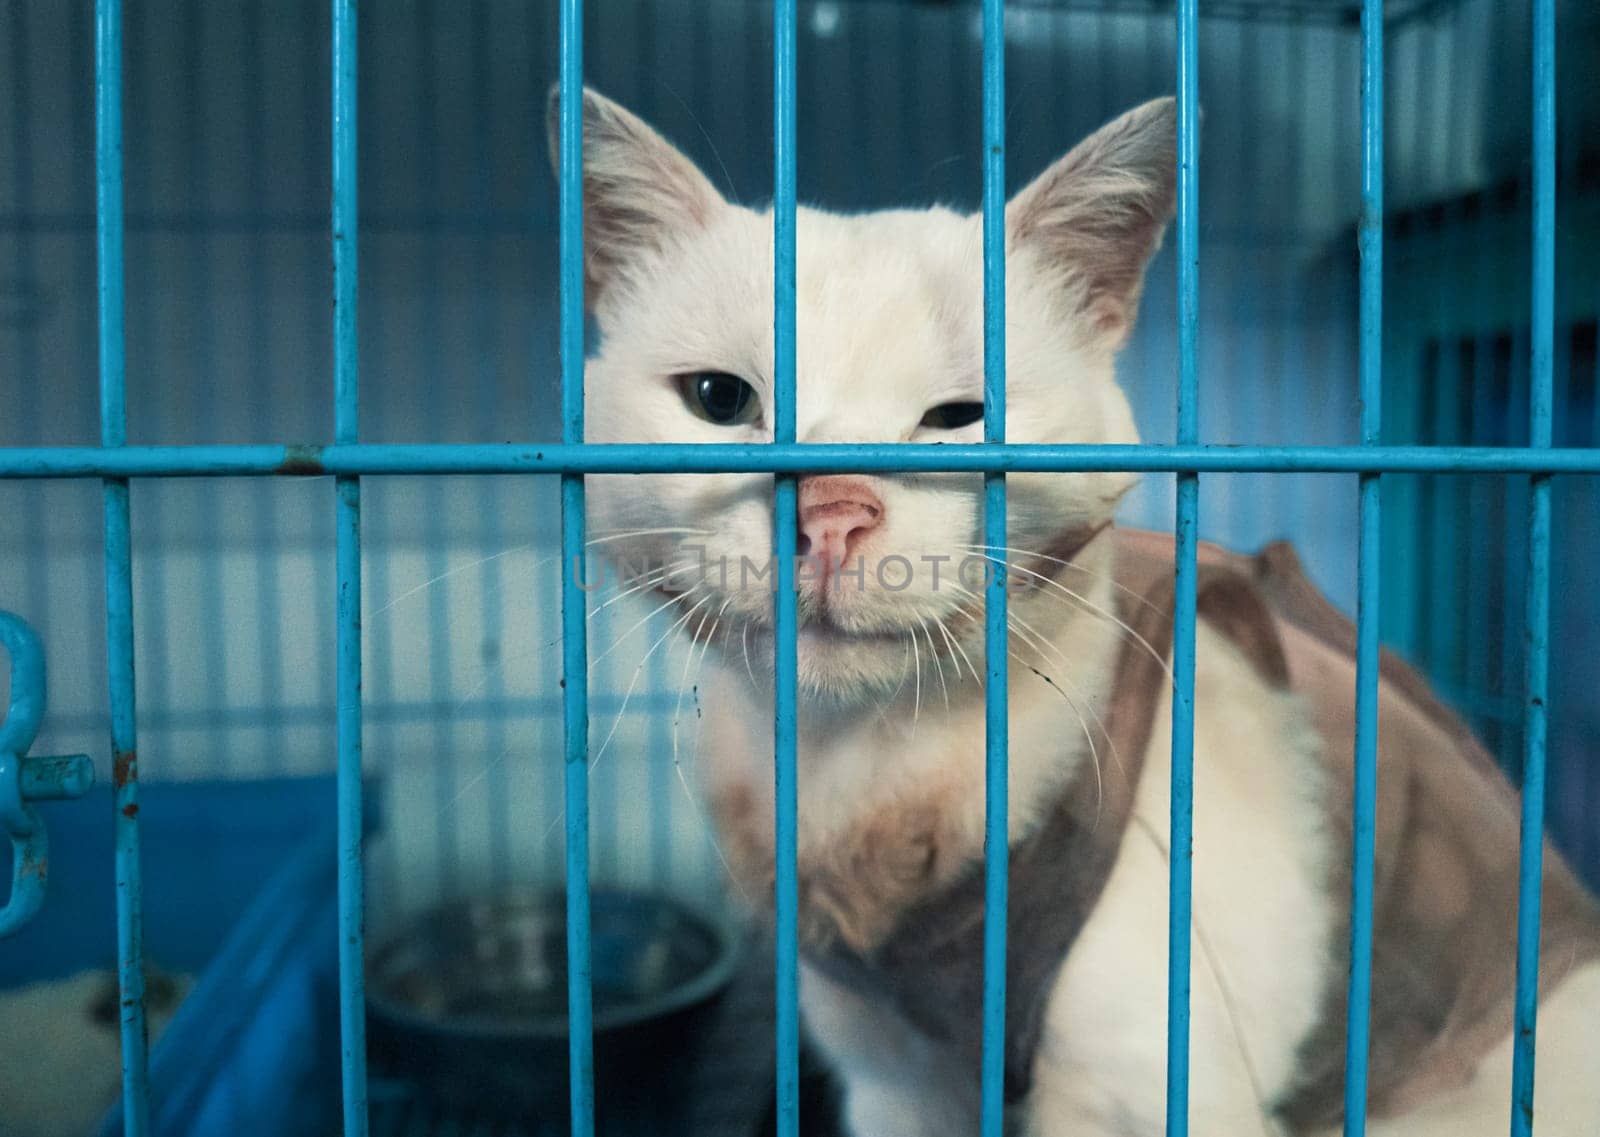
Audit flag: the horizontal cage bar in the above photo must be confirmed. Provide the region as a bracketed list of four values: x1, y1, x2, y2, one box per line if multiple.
[2, 444, 1598, 479]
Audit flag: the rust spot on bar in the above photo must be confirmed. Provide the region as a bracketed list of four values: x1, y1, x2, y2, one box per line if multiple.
[21, 854, 48, 880]
[122, 803, 139, 819]
[277, 443, 327, 476]
[112, 749, 137, 790]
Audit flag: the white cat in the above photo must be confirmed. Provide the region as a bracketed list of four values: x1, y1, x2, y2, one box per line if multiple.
[547, 88, 1600, 1136]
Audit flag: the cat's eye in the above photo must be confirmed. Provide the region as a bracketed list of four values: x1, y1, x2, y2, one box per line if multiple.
[678, 371, 760, 426]
[920, 401, 985, 430]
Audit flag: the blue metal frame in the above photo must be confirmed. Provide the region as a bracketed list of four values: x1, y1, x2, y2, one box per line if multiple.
[1511, 0, 1556, 1130]
[1343, 0, 1383, 1130]
[95, 2, 151, 1132]
[3, 443, 1597, 479]
[0, 1, 1569, 1135]
[331, 1, 368, 1134]
[772, 2, 802, 1135]
[980, 2, 1010, 1133]
[1168, 1, 1200, 1131]
[557, 3, 597, 1135]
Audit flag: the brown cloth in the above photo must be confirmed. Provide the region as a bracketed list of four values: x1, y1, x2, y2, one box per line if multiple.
[803, 527, 1600, 1131]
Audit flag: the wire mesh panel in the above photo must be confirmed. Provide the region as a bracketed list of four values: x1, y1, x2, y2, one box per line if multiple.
[0, 1, 1596, 1136]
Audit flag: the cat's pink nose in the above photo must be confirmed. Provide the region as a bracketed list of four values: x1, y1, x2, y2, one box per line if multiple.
[797, 476, 885, 563]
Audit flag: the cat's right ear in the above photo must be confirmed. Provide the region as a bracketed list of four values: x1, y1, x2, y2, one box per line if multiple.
[1005, 98, 1178, 352]
[546, 86, 727, 309]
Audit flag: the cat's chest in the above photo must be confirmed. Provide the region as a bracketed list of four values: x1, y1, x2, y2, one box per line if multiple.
[701, 674, 1094, 955]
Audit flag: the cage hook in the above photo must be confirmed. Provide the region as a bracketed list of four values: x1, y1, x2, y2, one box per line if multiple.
[0, 610, 95, 938]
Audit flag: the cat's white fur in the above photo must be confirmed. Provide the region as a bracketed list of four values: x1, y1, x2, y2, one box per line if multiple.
[770, 622, 1332, 1137]
[553, 88, 1600, 1134]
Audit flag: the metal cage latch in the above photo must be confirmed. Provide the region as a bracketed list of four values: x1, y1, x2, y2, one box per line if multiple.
[0, 610, 95, 938]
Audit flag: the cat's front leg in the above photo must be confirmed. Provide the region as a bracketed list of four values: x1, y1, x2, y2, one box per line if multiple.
[1015, 1090, 1147, 1137]
[801, 963, 978, 1137]
[838, 1078, 973, 1137]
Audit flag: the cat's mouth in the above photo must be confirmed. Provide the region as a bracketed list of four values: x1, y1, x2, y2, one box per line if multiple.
[736, 613, 908, 647]
[656, 521, 1114, 671]
[798, 617, 907, 644]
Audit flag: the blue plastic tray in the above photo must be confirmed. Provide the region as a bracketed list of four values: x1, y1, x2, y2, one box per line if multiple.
[0, 776, 349, 1137]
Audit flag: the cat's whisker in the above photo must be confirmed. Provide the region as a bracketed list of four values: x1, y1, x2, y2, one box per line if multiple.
[677, 599, 729, 779]
[1002, 629, 1104, 822]
[949, 582, 1109, 817]
[371, 528, 708, 625]
[588, 559, 697, 622]
[364, 543, 705, 749]
[917, 618, 952, 714]
[437, 572, 683, 729]
[672, 769, 751, 903]
[587, 525, 714, 542]
[931, 620, 955, 711]
[443, 641, 549, 722]
[590, 581, 702, 669]
[582, 585, 709, 789]
[1004, 605, 1125, 783]
[538, 586, 712, 848]
[985, 601, 1100, 761]
[665, 598, 748, 896]
[740, 620, 758, 687]
[696, 607, 728, 701]
[934, 613, 982, 687]
[958, 549, 1175, 686]
[658, 83, 742, 204]
[878, 635, 915, 724]
[439, 738, 519, 813]
[956, 541, 1166, 620]
[672, 597, 722, 774]
[682, 601, 732, 736]
[671, 622, 752, 904]
[909, 629, 923, 738]
[369, 543, 535, 621]
[537, 601, 707, 850]
[291, 540, 545, 699]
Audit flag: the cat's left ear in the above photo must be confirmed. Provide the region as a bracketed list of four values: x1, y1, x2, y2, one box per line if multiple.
[1005, 98, 1178, 351]
[546, 85, 728, 309]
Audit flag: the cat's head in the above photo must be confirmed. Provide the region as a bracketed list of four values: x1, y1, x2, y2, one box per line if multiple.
[549, 88, 1175, 707]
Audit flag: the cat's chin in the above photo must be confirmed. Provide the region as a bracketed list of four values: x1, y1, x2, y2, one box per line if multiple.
[730, 620, 955, 710]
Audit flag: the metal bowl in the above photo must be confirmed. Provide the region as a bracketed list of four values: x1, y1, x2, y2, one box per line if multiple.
[366, 889, 741, 1122]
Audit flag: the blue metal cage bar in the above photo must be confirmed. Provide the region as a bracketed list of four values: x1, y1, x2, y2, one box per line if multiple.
[1167, 2, 1199, 1129]
[772, 1, 802, 1136]
[331, 0, 369, 1133]
[95, 1, 151, 1133]
[332, 0, 369, 1126]
[979, 2, 1010, 1134]
[4, 443, 1598, 480]
[1342, 0, 1383, 1129]
[557, 1, 597, 1134]
[1511, 0, 1556, 1129]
